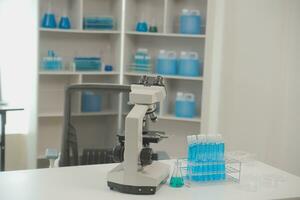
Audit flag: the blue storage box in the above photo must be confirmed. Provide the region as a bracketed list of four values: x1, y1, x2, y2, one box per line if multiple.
[74, 57, 101, 71]
[178, 58, 202, 77]
[81, 91, 102, 112]
[155, 51, 177, 75]
[42, 58, 63, 71]
[179, 10, 202, 35]
[42, 50, 63, 71]
[175, 100, 196, 118]
[131, 49, 152, 72]
[83, 17, 114, 30]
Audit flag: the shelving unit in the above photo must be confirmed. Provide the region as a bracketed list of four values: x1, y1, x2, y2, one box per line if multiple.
[39, 71, 119, 75]
[40, 28, 121, 34]
[37, 0, 212, 162]
[124, 72, 203, 81]
[38, 110, 122, 118]
[126, 31, 206, 39]
[159, 114, 201, 123]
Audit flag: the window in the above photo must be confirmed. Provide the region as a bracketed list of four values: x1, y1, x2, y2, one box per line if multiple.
[0, 0, 38, 134]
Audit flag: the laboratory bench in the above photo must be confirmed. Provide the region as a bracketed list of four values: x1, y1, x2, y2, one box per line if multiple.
[0, 160, 299, 200]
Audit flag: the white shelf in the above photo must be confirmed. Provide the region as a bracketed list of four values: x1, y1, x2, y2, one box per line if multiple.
[40, 28, 120, 34]
[158, 114, 201, 123]
[126, 31, 206, 39]
[124, 72, 203, 81]
[38, 113, 64, 118]
[38, 112, 201, 123]
[39, 71, 119, 76]
[38, 111, 121, 118]
[73, 111, 119, 116]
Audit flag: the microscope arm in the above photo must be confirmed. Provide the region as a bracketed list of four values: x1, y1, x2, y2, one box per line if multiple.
[124, 104, 148, 175]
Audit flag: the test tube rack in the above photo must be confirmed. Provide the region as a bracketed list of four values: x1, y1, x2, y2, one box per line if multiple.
[180, 157, 242, 185]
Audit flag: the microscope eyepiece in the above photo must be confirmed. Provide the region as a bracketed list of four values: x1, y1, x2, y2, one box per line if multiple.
[138, 75, 149, 85]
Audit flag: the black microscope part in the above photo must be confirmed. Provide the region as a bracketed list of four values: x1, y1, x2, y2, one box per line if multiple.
[140, 147, 153, 166]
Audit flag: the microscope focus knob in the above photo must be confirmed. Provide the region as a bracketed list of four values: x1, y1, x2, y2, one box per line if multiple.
[154, 76, 164, 86]
[140, 147, 153, 166]
[112, 144, 124, 163]
[149, 112, 158, 122]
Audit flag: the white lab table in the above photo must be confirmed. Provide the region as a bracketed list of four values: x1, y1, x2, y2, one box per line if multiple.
[0, 160, 299, 200]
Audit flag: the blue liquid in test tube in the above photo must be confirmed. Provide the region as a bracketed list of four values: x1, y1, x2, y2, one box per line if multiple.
[198, 135, 205, 182]
[220, 138, 226, 180]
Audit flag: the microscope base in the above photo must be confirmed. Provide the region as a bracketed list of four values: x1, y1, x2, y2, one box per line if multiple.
[107, 161, 170, 195]
[108, 181, 161, 195]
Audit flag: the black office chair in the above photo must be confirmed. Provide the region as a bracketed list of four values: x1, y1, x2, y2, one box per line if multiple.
[59, 83, 131, 167]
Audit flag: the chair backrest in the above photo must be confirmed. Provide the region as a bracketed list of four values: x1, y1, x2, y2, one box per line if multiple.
[59, 83, 131, 167]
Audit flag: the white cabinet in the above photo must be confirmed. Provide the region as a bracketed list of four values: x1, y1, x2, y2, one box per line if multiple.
[38, 0, 213, 161]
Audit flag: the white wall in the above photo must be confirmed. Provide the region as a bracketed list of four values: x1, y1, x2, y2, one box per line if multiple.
[5, 134, 27, 171]
[0, 0, 38, 169]
[218, 0, 300, 176]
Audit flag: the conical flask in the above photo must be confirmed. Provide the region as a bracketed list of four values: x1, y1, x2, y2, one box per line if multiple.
[169, 160, 184, 188]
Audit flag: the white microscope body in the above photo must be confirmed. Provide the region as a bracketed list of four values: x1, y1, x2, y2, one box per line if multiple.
[107, 76, 170, 195]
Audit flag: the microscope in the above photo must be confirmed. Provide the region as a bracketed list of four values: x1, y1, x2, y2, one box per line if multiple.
[107, 76, 170, 195]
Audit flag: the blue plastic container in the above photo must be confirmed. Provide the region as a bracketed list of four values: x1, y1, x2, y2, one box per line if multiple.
[156, 51, 177, 75]
[178, 59, 201, 77]
[179, 10, 202, 35]
[42, 12, 57, 28]
[175, 100, 196, 118]
[81, 91, 102, 112]
[175, 93, 196, 118]
[178, 52, 202, 77]
[74, 57, 101, 71]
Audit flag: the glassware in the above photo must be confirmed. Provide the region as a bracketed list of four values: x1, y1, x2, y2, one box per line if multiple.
[169, 160, 184, 188]
[42, 12, 57, 28]
[149, 19, 158, 33]
[41, 3, 57, 28]
[59, 16, 71, 29]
